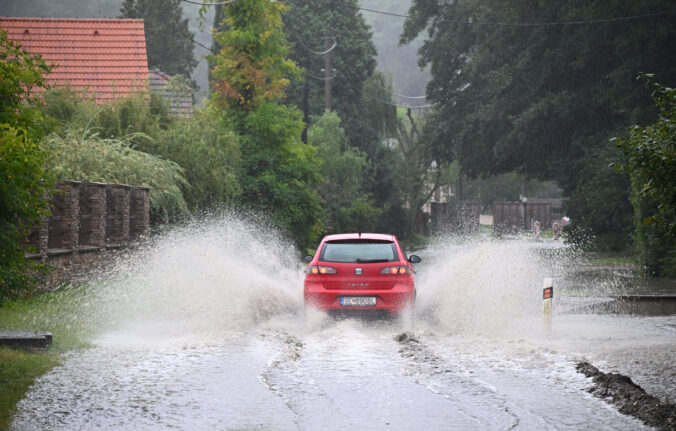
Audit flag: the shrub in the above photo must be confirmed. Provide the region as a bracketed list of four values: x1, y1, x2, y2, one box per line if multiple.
[47, 129, 189, 221]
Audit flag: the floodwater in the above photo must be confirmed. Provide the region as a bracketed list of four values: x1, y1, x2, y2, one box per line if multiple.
[11, 215, 676, 430]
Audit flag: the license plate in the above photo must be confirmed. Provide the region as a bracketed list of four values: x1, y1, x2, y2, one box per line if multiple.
[340, 296, 376, 307]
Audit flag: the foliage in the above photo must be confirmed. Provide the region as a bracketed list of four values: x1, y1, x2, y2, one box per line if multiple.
[0, 30, 51, 139]
[120, 0, 197, 81]
[47, 129, 189, 221]
[402, 0, 676, 250]
[0, 30, 54, 302]
[564, 142, 634, 251]
[282, 0, 379, 149]
[615, 77, 676, 276]
[362, 71, 398, 139]
[37, 88, 244, 218]
[308, 111, 381, 233]
[210, 0, 325, 247]
[153, 108, 241, 211]
[392, 108, 443, 235]
[210, 0, 299, 111]
[36, 88, 171, 143]
[0, 127, 54, 301]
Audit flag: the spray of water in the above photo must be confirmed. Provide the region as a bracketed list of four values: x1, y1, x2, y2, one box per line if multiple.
[415, 235, 573, 335]
[73, 212, 306, 341]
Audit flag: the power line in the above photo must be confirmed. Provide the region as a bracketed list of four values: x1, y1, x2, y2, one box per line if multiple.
[365, 93, 434, 109]
[371, 81, 426, 99]
[295, 37, 337, 55]
[181, 0, 235, 5]
[307, 71, 338, 81]
[190, 37, 212, 52]
[333, 1, 676, 27]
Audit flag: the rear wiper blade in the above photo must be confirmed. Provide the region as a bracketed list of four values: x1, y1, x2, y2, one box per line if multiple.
[355, 259, 389, 263]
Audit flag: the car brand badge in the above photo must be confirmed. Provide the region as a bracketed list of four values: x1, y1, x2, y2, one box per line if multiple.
[355, 268, 363, 275]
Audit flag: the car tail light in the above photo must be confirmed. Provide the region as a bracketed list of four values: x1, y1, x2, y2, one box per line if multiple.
[379, 266, 411, 275]
[307, 265, 338, 274]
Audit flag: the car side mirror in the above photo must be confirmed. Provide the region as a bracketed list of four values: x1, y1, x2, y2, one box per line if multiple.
[408, 255, 421, 264]
[301, 255, 313, 264]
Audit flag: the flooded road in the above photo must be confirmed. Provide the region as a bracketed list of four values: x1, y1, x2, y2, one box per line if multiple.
[11, 216, 676, 430]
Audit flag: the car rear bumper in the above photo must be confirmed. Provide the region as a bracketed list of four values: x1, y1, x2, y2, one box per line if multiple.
[304, 283, 415, 315]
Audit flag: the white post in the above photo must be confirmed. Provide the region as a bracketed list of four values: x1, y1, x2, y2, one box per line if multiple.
[543, 278, 553, 335]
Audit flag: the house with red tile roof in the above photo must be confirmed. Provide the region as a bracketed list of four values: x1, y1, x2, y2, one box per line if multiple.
[0, 17, 149, 103]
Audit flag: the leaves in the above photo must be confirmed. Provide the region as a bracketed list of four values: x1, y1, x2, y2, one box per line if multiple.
[120, 0, 197, 81]
[209, 1, 325, 247]
[614, 78, 675, 275]
[47, 128, 189, 221]
[0, 30, 54, 301]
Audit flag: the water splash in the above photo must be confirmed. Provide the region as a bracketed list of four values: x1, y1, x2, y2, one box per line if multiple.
[77, 212, 306, 340]
[415, 235, 573, 335]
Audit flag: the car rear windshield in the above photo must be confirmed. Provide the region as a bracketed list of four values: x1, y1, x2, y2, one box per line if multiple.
[319, 240, 398, 263]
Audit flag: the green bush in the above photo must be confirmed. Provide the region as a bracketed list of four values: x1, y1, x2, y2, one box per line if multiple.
[153, 108, 241, 211]
[47, 129, 189, 221]
[308, 111, 381, 233]
[1, 30, 55, 302]
[36, 88, 170, 145]
[616, 77, 676, 276]
[0, 127, 54, 301]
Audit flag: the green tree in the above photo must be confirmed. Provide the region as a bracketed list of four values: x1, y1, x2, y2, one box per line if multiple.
[616, 77, 676, 276]
[120, 0, 197, 80]
[0, 30, 54, 301]
[392, 108, 447, 237]
[282, 0, 379, 149]
[308, 111, 381, 233]
[402, 0, 676, 250]
[210, 0, 324, 247]
[155, 108, 241, 211]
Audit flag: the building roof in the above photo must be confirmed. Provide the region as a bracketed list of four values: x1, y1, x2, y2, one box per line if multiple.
[149, 69, 193, 117]
[1, 17, 149, 102]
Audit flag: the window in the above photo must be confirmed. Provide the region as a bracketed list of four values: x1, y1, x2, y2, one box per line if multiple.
[319, 240, 397, 263]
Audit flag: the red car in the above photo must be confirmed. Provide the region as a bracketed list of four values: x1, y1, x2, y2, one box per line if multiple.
[302, 233, 421, 318]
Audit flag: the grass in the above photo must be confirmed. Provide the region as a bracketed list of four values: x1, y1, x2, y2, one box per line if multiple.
[0, 285, 93, 429]
[0, 348, 59, 428]
[589, 257, 639, 266]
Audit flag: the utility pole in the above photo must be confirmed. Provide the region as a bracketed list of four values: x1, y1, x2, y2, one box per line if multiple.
[301, 59, 310, 144]
[323, 36, 333, 111]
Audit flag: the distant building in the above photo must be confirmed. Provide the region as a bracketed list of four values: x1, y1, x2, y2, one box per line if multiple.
[1, 17, 148, 103]
[149, 69, 193, 117]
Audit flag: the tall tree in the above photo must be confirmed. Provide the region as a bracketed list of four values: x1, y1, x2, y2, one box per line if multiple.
[616, 77, 676, 275]
[308, 111, 382, 233]
[120, 0, 197, 79]
[282, 0, 379, 150]
[210, 0, 324, 247]
[0, 30, 54, 301]
[402, 0, 676, 249]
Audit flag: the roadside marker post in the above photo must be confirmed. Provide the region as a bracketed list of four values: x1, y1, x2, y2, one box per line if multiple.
[543, 278, 554, 335]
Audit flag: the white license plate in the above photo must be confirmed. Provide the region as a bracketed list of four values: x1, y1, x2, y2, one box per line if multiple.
[340, 296, 376, 307]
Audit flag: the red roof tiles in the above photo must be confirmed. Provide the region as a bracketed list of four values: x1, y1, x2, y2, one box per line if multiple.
[1, 18, 149, 102]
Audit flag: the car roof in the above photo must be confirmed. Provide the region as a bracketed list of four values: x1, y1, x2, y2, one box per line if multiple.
[322, 233, 397, 242]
